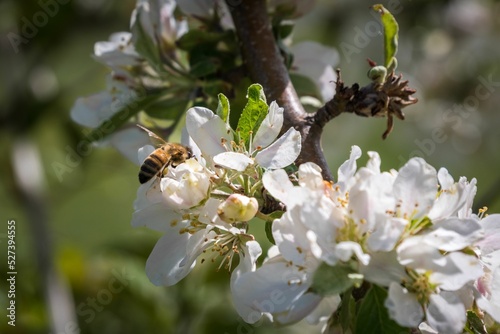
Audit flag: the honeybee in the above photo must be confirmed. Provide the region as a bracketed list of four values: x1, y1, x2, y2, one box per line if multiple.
[137, 124, 193, 184]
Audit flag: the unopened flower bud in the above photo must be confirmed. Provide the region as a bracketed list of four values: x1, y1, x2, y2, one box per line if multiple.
[218, 194, 258, 223]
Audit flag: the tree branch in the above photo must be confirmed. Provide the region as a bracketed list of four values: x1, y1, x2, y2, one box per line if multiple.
[227, 0, 334, 181]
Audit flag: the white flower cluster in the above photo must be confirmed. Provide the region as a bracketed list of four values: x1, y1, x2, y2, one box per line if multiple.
[233, 146, 500, 332]
[132, 100, 301, 289]
[134, 109, 500, 332]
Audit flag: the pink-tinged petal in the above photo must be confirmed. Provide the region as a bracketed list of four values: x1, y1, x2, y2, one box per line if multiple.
[427, 292, 466, 334]
[476, 266, 500, 322]
[213, 152, 253, 171]
[393, 158, 437, 219]
[252, 101, 284, 150]
[255, 128, 301, 169]
[476, 214, 500, 254]
[385, 283, 423, 327]
[186, 107, 232, 158]
[131, 202, 181, 232]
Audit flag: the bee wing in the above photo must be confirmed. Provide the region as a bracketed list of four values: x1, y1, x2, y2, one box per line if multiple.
[136, 124, 167, 147]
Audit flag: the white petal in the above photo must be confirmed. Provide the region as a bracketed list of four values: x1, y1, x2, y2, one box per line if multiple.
[298, 162, 324, 190]
[393, 157, 437, 219]
[476, 214, 500, 254]
[138, 145, 155, 164]
[385, 283, 423, 327]
[255, 127, 301, 169]
[110, 127, 151, 165]
[423, 218, 483, 252]
[213, 152, 253, 171]
[427, 292, 466, 334]
[131, 202, 181, 232]
[305, 294, 340, 325]
[273, 206, 312, 265]
[366, 151, 381, 173]
[262, 169, 295, 205]
[252, 101, 284, 150]
[368, 217, 408, 252]
[335, 241, 370, 265]
[397, 236, 442, 269]
[186, 107, 232, 158]
[430, 252, 483, 290]
[360, 251, 407, 287]
[429, 168, 466, 220]
[231, 254, 319, 324]
[336, 145, 362, 192]
[70, 92, 113, 128]
[145, 229, 198, 286]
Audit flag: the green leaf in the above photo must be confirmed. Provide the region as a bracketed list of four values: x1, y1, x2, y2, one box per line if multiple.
[265, 221, 275, 245]
[236, 84, 268, 144]
[311, 262, 357, 296]
[216, 93, 230, 124]
[339, 290, 355, 332]
[355, 285, 408, 334]
[371, 4, 399, 72]
[86, 94, 160, 143]
[466, 310, 487, 334]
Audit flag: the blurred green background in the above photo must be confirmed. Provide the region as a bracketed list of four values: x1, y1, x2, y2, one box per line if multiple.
[1, 0, 500, 333]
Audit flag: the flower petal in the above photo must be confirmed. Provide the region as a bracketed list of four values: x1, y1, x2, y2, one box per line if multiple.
[252, 101, 284, 150]
[255, 127, 301, 169]
[385, 282, 423, 327]
[393, 157, 437, 219]
[427, 292, 466, 334]
[186, 107, 232, 158]
[213, 152, 254, 171]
